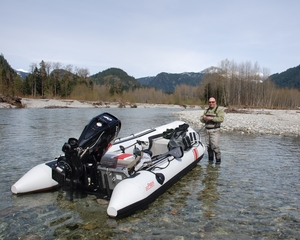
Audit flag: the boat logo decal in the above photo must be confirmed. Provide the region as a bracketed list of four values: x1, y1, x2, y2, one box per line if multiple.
[192, 148, 199, 160]
[103, 115, 112, 121]
[145, 181, 155, 191]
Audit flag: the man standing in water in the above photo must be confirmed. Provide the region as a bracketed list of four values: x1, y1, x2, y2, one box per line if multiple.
[200, 97, 225, 164]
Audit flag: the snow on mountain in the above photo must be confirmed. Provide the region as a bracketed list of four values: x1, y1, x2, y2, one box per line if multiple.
[15, 69, 29, 79]
[16, 68, 29, 73]
[201, 66, 222, 74]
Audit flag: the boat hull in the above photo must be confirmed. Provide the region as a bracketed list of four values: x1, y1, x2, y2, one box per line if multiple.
[107, 153, 202, 217]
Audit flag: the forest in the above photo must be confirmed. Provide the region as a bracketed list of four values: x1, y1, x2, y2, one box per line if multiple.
[1, 54, 300, 109]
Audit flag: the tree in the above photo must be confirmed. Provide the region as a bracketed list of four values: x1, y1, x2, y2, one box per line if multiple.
[52, 62, 62, 97]
[60, 64, 73, 97]
[39, 60, 47, 97]
[28, 63, 38, 97]
[44, 61, 52, 97]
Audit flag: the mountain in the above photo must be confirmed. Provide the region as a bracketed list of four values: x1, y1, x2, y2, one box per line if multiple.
[90, 68, 140, 91]
[201, 66, 223, 74]
[269, 65, 300, 90]
[137, 67, 221, 93]
[137, 72, 203, 93]
[137, 76, 155, 86]
[0, 55, 29, 79]
[15, 69, 29, 79]
[50, 68, 76, 79]
[0, 54, 20, 79]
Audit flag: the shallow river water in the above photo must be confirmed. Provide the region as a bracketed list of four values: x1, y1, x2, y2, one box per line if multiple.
[0, 108, 299, 239]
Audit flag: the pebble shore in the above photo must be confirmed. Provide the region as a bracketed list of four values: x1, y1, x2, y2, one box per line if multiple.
[175, 108, 300, 136]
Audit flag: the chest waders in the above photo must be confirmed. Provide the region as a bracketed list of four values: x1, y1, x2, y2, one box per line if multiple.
[205, 106, 221, 164]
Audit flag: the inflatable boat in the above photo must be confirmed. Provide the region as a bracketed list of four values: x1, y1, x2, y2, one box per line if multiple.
[11, 112, 205, 217]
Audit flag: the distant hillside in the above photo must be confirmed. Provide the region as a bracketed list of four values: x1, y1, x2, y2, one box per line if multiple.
[50, 68, 76, 79]
[137, 76, 155, 86]
[0, 54, 19, 79]
[137, 67, 221, 93]
[269, 65, 300, 90]
[90, 68, 140, 91]
[137, 72, 203, 93]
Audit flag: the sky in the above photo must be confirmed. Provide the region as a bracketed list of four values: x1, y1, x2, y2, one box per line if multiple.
[1, 0, 300, 78]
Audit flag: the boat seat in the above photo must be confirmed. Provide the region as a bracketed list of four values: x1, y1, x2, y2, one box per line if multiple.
[150, 137, 169, 156]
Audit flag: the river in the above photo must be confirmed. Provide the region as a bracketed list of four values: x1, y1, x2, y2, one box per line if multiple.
[0, 107, 299, 239]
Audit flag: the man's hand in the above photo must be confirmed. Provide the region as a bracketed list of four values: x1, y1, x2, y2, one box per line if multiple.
[204, 115, 213, 121]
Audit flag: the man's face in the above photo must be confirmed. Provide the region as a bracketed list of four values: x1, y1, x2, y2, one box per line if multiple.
[208, 98, 216, 108]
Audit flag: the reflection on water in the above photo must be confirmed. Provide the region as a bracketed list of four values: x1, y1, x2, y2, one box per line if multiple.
[1, 108, 300, 239]
[198, 164, 220, 218]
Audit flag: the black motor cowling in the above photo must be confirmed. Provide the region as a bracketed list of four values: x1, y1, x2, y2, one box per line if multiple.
[52, 112, 121, 190]
[78, 113, 121, 150]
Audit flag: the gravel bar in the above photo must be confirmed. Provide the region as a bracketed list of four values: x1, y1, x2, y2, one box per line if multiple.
[174, 108, 300, 136]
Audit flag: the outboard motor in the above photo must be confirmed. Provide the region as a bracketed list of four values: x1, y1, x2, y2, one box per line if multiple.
[52, 112, 121, 192]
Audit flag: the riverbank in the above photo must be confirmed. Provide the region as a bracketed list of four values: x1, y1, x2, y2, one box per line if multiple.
[175, 108, 300, 136]
[0, 97, 189, 109]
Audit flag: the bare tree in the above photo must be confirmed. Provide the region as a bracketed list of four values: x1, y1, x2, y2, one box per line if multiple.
[75, 67, 90, 79]
[45, 62, 52, 76]
[261, 67, 270, 107]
